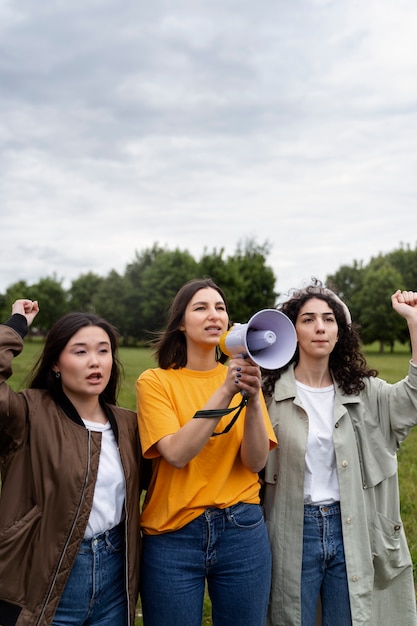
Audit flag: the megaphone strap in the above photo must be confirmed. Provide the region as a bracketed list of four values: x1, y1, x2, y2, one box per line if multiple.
[193, 395, 248, 437]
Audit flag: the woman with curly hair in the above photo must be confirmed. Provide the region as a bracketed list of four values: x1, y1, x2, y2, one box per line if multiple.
[262, 281, 417, 626]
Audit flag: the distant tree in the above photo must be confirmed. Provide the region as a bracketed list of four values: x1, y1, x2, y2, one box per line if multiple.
[352, 260, 405, 352]
[139, 248, 199, 336]
[91, 270, 130, 339]
[4, 239, 414, 351]
[326, 260, 365, 324]
[3, 280, 32, 302]
[1, 281, 32, 322]
[68, 272, 104, 312]
[0, 281, 38, 337]
[30, 276, 69, 334]
[225, 238, 277, 323]
[384, 244, 417, 344]
[0, 293, 6, 324]
[198, 247, 242, 310]
[385, 243, 417, 290]
[123, 244, 167, 341]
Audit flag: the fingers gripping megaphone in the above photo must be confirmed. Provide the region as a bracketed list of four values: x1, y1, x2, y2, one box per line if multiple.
[219, 309, 297, 370]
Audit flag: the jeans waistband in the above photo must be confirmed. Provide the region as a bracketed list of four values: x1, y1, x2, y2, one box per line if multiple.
[82, 521, 124, 546]
[203, 501, 254, 521]
[303, 502, 340, 517]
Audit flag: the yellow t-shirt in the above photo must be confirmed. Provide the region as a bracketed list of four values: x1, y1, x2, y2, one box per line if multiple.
[136, 363, 277, 535]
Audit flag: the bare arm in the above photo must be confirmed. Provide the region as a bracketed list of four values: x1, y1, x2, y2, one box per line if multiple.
[155, 380, 237, 468]
[156, 356, 269, 469]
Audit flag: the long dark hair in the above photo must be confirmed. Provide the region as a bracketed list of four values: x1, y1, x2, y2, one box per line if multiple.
[153, 277, 230, 369]
[28, 312, 123, 405]
[262, 281, 377, 396]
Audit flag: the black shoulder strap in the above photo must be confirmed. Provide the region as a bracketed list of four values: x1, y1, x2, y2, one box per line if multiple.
[193, 394, 248, 436]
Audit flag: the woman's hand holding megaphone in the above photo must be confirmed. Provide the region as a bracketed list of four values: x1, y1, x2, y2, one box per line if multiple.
[226, 355, 262, 402]
[225, 355, 269, 473]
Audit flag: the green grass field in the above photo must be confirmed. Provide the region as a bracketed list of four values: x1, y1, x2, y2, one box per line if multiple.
[5, 339, 417, 623]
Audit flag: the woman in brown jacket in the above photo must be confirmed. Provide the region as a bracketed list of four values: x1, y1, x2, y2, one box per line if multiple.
[0, 299, 141, 626]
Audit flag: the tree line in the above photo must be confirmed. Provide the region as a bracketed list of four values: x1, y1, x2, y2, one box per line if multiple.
[1, 239, 416, 352]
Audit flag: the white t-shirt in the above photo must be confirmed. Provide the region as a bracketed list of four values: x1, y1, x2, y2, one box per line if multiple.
[82, 419, 126, 538]
[296, 381, 340, 505]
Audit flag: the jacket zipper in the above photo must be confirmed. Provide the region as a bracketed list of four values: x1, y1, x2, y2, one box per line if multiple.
[36, 430, 92, 625]
[120, 448, 132, 625]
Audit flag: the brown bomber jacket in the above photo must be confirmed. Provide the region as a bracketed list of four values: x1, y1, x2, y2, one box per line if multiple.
[0, 319, 141, 626]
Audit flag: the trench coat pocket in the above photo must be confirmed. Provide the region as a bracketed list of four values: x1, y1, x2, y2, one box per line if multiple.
[350, 415, 397, 488]
[372, 511, 412, 588]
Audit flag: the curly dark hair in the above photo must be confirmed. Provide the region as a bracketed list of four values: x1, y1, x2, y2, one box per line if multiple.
[262, 280, 378, 397]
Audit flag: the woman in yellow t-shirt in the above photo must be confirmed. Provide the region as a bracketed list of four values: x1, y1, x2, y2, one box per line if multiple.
[136, 277, 277, 626]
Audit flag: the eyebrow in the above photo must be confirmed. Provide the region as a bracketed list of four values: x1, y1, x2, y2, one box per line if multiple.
[69, 340, 111, 347]
[300, 311, 334, 317]
[192, 300, 225, 306]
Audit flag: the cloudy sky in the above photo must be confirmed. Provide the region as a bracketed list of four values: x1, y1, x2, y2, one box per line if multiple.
[1, 0, 416, 300]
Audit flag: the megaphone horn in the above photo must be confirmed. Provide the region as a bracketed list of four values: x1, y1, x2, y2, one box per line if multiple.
[219, 309, 297, 370]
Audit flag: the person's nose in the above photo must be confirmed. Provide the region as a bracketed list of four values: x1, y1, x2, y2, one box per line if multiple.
[88, 352, 100, 366]
[207, 306, 220, 320]
[315, 318, 325, 333]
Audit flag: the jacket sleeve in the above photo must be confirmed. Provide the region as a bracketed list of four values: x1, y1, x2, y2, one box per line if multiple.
[380, 362, 417, 445]
[0, 320, 30, 456]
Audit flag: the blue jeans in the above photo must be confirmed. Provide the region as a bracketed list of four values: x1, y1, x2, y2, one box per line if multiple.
[141, 503, 272, 626]
[301, 503, 352, 626]
[52, 524, 127, 626]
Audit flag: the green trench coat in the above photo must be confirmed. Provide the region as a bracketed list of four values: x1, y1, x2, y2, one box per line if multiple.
[263, 363, 417, 626]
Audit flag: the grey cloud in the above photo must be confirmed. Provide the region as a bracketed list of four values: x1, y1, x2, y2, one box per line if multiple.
[0, 0, 416, 296]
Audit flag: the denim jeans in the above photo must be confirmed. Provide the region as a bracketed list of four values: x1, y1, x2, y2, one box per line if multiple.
[141, 502, 272, 626]
[301, 503, 352, 626]
[52, 523, 127, 626]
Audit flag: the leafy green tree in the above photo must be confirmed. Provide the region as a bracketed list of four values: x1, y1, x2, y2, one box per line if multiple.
[352, 260, 405, 352]
[91, 270, 130, 339]
[123, 244, 167, 341]
[385, 243, 417, 289]
[198, 247, 242, 311]
[0, 293, 6, 324]
[139, 248, 199, 336]
[326, 260, 365, 324]
[3, 239, 413, 351]
[31, 276, 69, 334]
[1, 281, 32, 322]
[68, 272, 104, 312]
[385, 244, 417, 345]
[225, 238, 277, 323]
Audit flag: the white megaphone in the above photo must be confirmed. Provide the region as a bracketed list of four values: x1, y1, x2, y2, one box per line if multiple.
[219, 309, 297, 370]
